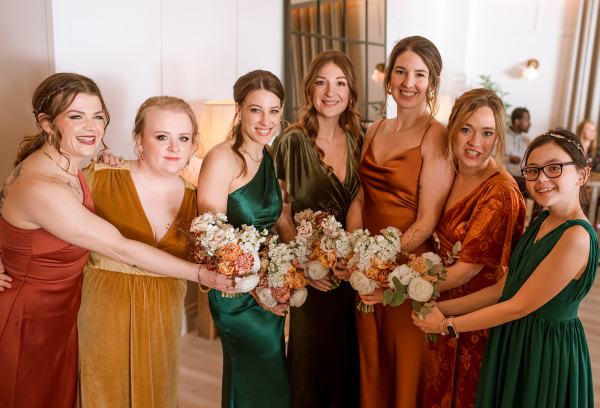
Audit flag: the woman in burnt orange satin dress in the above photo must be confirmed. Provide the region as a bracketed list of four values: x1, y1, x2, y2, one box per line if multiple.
[422, 89, 525, 408]
[346, 36, 454, 408]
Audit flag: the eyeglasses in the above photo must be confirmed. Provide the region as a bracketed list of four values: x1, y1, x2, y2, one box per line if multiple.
[520, 162, 576, 181]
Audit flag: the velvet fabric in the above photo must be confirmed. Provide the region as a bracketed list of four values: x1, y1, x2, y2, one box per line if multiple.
[423, 171, 525, 408]
[271, 129, 361, 408]
[0, 171, 93, 408]
[78, 162, 196, 407]
[209, 149, 290, 408]
[476, 212, 597, 407]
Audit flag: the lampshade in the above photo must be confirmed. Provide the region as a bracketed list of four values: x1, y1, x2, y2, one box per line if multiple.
[521, 59, 539, 80]
[195, 99, 236, 157]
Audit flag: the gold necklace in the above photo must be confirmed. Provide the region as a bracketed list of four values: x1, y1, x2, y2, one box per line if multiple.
[241, 149, 263, 163]
[43, 151, 79, 177]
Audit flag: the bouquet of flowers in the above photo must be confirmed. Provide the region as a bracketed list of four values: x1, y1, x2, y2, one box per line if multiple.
[347, 227, 402, 312]
[190, 212, 266, 296]
[383, 251, 447, 340]
[292, 209, 352, 286]
[255, 236, 309, 308]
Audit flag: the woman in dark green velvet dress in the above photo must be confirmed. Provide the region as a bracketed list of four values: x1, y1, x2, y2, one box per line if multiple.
[196, 70, 290, 408]
[271, 50, 363, 408]
[413, 129, 597, 408]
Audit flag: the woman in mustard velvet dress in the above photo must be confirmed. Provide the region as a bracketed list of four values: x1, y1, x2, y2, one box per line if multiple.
[346, 36, 454, 408]
[0, 75, 232, 408]
[196, 70, 291, 407]
[422, 89, 525, 407]
[78, 96, 206, 407]
[415, 129, 596, 407]
[272, 50, 362, 408]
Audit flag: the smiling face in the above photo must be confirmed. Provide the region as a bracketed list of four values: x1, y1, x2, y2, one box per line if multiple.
[238, 89, 282, 145]
[452, 106, 497, 173]
[311, 62, 350, 120]
[48, 92, 107, 161]
[581, 121, 597, 142]
[524, 142, 584, 208]
[136, 107, 194, 175]
[389, 50, 430, 110]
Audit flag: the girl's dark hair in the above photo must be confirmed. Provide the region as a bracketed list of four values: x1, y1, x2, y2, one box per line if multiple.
[16, 72, 110, 166]
[228, 70, 284, 176]
[383, 36, 442, 119]
[523, 128, 588, 170]
[288, 50, 362, 172]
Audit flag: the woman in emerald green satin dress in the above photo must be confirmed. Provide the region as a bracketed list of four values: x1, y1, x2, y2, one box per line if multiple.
[196, 70, 290, 408]
[271, 50, 362, 408]
[414, 129, 597, 407]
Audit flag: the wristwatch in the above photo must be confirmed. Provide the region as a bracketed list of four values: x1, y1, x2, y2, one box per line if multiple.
[446, 318, 459, 339]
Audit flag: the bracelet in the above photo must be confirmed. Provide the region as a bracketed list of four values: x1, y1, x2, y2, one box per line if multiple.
[197, 267, 210, 293]
[439, 318, 447, 335]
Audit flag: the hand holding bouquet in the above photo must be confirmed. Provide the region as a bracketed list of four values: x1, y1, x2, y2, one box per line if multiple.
[255, 236, 309, 310]
[347, 227, 402, 312]
[190, 212, 266, 296]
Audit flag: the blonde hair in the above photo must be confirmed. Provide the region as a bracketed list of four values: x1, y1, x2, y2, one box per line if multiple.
[446, 88, 506, 169]
[133, 96, 199, 154]
[576, 118, 597, 157]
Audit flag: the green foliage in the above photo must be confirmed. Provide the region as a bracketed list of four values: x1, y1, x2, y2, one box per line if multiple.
[478, 74, 512, 113]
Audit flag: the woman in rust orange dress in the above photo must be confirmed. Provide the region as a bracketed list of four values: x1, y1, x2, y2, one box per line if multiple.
[346, 36, 454, 408]
[422, 89, 525, 407]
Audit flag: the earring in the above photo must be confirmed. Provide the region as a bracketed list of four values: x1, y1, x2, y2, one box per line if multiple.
[137, 146, 144, 162]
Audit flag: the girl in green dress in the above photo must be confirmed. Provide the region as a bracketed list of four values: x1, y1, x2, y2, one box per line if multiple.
[413, 128, 597, 407]
[196, 70, 290, 408]
[272, 50, 362, 408]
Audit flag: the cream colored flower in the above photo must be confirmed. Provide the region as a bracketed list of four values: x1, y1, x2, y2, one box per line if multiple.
[422, 252, 442, 266]
[290, 287, 308, 307]
[389, 264, 416, 287]
[306, 260, 330, 280]
[256, 287, 277, 308]
[349, 271, 377, 295]
[235, 274, 260, 293]
[407, 277, 434, 302]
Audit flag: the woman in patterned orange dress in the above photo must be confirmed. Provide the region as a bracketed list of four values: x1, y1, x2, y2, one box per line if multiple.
[422, 89, 525, 407]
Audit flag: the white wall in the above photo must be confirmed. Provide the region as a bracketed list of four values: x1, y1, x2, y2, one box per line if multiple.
[386, 0, 580, 137]
[0, 0, 54, 179]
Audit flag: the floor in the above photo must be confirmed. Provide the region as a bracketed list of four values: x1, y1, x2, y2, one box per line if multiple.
[179, 278, 600, 408]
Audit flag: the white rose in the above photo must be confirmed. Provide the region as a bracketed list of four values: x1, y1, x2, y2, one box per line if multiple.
[407, 277, 434, 302]
[289, 287, 308, 307]
[256, 287, 277, 308]
[250, 251, 261, 274]
[388, 264, 416, 288]
[296, 219, 313, 240]
[235, 274, 260, 293]
[349, 271, 377, 295]
[306, 260, 330, 280]
[422, 252, 442, 266]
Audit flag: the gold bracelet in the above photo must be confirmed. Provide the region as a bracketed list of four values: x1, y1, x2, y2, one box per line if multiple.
[439, 318, 447, 335]
[197, 267, 210, 293]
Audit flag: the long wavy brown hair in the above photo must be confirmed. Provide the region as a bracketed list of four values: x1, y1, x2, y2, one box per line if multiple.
[228, 70, 285, 176]
[288, 50, 362, 171]
[15, 72, 110, 166]
[383, 36, 442, 121]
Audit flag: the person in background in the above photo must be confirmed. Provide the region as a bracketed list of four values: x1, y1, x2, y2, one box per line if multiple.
[414, 129, 596, 407]
[577, 119, 599, 170]
[346, 36, 454, 408]
[78, 96, 202, 407]
[0, 73, 232, 408]
[196, 70, 291, 407]
[272, 50, 362, 408]
[504, 107, 531, 179]
[422, 88, 525, 407]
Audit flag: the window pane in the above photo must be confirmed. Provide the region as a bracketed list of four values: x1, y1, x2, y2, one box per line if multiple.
[345, 0, 366, 41]
[347, 42, 366, 119]
[367, 0, 385, 45]
[367, 45, 386, 122]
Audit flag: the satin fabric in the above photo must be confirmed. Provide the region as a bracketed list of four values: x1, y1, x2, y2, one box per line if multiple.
[272, 129, 361, 407]
[476, 212, 597, 408]
[423, 171, 525, 408]
[78, 162, 196, 407]
[0, 172, 94, 408]
[209, 149, 290, 408]
[357, 126, 432, 408]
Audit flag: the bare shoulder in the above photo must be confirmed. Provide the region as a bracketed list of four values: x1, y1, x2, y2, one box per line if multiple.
[198, 142, 240, 183]
[421, 119, 447, 156]
[558, 223, 591, 251]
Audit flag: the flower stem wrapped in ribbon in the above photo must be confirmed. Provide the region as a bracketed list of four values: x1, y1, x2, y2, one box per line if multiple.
[190, 212, 267, 297]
